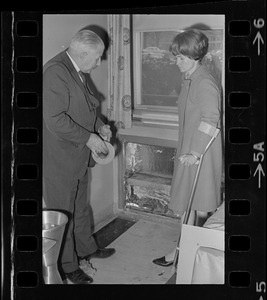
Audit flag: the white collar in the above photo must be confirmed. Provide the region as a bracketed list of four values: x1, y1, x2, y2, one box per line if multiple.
[66, 50, 80, 73]
[185, 61, 200, 79]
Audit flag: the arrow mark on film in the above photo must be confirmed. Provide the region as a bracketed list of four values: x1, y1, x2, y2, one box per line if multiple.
[253, 32, 264, 56]
[253, 163, 265, 189]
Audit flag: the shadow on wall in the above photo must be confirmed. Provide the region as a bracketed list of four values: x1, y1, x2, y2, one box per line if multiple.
[79, 25, 122, 159]
[79, 23, 110, 110]
[79, 24, 110, 61]
[183, 23, 212, 31]
[79, 24, 110, 124]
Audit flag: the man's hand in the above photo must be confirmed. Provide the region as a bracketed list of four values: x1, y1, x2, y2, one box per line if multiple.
[86, 133, 109, 156]
[98, 125, 112, 142]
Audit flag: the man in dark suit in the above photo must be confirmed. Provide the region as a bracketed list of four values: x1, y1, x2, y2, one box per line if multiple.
[43, 29, 115, 284]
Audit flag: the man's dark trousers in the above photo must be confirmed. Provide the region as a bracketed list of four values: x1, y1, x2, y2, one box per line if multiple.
[43, 168, 98, 273]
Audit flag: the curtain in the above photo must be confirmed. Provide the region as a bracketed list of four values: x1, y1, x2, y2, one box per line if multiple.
[107, 15, 132, 129]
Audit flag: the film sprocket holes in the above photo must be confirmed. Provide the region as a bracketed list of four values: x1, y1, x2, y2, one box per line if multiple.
[2, 2, 265, 299]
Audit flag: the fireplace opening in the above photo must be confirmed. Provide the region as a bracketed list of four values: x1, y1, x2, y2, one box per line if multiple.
[123, 141, 177, 217]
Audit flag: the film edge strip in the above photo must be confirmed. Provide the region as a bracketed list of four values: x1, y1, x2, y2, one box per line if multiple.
[4, 3, 265, 298]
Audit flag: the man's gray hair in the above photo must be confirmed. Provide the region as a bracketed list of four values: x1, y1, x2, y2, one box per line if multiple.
[69, 29, 104, 52]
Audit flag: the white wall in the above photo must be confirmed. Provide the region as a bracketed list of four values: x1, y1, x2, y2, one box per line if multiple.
[43, 14, 114, 229]
[43, 14, 108, 103]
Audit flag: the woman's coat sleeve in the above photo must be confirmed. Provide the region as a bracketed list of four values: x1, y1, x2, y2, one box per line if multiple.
[190, 77, 221, 156]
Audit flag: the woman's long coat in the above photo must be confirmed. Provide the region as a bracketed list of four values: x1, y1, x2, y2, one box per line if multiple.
[169, 65, 222, 215]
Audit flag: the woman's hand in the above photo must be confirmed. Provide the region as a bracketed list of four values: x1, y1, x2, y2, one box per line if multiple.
[179, 153, 200, 166]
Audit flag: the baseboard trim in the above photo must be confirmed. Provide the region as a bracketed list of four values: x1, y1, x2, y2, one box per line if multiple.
[92, 213, 118, 234]
[116, 208, 181, 228]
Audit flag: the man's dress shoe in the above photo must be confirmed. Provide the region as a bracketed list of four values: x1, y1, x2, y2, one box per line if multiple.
[65, 268, 93, 284]
[152, 256, 173, 267]
[79, 248, 116, 262]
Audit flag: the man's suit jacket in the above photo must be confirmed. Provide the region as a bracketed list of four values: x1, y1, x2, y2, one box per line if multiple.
[43, 50, 104, 185]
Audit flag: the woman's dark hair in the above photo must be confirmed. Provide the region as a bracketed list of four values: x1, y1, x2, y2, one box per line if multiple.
[170, 29, 209, 61]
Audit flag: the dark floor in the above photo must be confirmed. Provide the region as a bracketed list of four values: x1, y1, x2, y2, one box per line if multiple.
[93, 216, 176, 284]
[93, 217, 136, 248]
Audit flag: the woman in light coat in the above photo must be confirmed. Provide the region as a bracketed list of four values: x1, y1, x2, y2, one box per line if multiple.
[153, 29, 222, 267]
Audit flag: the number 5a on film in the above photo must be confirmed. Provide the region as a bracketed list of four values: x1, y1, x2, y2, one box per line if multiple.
[253, 142, 265, 189]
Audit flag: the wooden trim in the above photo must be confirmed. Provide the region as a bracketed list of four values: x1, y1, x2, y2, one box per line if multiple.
[118, 133, 177, 148]
[117, 134, 126, 210]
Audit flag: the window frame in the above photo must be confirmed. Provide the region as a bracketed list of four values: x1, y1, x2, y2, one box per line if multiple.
[131, 17, 225, 128]
[132, 28, 180, 126]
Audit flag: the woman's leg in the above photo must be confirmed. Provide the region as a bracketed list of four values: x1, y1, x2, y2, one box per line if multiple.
[165, 210, 196, 261]
[195, 211, 209, 227]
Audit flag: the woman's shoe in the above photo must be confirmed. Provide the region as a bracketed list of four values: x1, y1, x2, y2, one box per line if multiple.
[152, 256, 173, 267]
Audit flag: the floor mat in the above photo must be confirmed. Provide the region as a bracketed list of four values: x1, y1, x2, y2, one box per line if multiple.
[82, 218, 180, 284]
[93, 217, 136, 248]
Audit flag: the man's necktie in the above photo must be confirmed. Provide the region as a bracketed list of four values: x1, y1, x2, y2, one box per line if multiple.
[78, 71, 86, 85]
[79, 71, 93, 94]
[78, 71, 97, 110]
